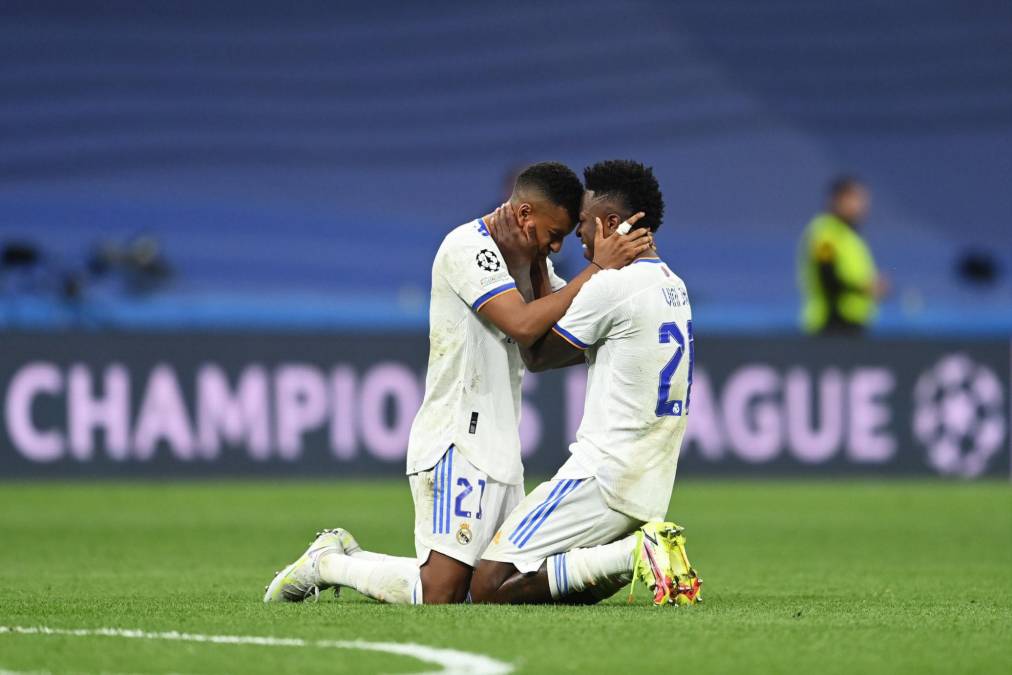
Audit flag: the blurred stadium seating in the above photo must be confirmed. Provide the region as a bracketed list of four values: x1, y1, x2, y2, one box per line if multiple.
[2, 0, 1010, 332]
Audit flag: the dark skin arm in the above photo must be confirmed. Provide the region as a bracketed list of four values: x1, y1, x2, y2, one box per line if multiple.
[495, 206, 649, 370]
[510, 257, 552, 366]
[524, 258, 585, 370]
[478, 204, 651, 348]
[522, 328, 586, 372]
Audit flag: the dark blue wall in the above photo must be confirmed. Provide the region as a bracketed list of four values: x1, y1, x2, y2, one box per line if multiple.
[2, 1, 1010, 331]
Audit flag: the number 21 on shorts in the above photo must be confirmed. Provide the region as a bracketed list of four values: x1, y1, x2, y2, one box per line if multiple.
[454, 478, 486, 519]
[655, 320, 694, 417]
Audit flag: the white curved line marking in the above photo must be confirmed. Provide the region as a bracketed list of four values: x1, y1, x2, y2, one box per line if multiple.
[0, 625, 513, 675]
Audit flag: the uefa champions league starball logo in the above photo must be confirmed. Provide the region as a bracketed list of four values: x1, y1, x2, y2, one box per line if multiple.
[476, 249, 501, 272]
[913, 354, 1006, 478]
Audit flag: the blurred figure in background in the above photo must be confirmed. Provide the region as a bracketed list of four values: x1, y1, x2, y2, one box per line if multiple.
[798, 176, 886, 336]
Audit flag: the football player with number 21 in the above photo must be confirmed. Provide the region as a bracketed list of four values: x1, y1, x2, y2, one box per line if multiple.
[264, 161, 652, 604]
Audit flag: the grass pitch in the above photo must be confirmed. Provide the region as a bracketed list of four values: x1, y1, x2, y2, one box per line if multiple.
[0, 479, 1009, 674]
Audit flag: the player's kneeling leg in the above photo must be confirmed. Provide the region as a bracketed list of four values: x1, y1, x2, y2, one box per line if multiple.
[469, 551, 630, 605]
[469, 559, 535, 603]
[409, 445, 525, 604]
[418, 551, 473, 604]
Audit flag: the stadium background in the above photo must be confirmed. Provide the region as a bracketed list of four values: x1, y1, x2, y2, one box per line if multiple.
[1, 2, 1010, 674]
[2, 0, 1009, 479]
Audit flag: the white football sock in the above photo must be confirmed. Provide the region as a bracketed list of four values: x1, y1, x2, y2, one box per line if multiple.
[319, 553, 419, 604]
[547, 534, 637, 599]
[350, 550, 415, 565]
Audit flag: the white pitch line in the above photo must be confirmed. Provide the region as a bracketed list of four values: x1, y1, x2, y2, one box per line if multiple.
[0, 626, 513, 675]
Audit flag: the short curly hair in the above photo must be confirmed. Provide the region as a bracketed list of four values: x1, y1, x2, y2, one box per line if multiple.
[514, 162, 583, 226]
[583, 160, 665, 232]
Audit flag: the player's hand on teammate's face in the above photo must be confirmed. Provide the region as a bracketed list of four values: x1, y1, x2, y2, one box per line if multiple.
[591, 212, 652, 269]
[487, 202, 536, 268]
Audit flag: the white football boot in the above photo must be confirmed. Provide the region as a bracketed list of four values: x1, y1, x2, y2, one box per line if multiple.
[262, 528, 360, 603]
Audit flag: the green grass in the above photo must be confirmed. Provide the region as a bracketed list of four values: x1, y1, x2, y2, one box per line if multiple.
[0, 480, 1009, 674]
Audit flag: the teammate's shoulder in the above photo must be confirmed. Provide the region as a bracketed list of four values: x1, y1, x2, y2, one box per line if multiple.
[659, 264, 688, 288]
[578, 267, 625, 299]
[611, 259, 666, 282]
[435, 220, 493, 265]
[442, 219, 491, 247]
[613, 259, 688, 292]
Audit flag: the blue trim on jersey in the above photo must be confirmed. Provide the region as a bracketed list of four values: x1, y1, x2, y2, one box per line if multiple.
[477, 218, 490, 237]
[431, 446, 455, 534]
[471, 281, 517, 311]
[515, 480, 582, 547]
[443, 446, 454, 534]
[633, 257, 663, 264]
[509, 480, 567, 546]
[552, 324, 589, 350]
[562, 553, 569, 594]
[553, 553, 569, 595]
[511, 479, 583, 548]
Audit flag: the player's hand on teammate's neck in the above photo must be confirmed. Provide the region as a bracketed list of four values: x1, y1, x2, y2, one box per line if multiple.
[590, 215, 654, 270]
[613, 213, 657, 262]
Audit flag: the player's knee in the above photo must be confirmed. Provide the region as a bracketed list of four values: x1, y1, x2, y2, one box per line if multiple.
[419, 557, 471, 604]
[468, 560, 513, 604]
[468, 571, 495, 604]
[420, 579, 467, 604]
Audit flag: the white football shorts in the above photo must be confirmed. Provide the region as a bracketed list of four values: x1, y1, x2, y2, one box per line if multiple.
[409, 445, 524, 568]
[482, 455, 641, 573]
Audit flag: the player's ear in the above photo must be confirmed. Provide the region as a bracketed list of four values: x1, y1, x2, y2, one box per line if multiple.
[516, 202, 533, 227]
[605, 213, 622, 233]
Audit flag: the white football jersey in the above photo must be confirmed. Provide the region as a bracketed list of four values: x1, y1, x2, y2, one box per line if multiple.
[406, 219, 565, 485]
[553, 258, 693, 521]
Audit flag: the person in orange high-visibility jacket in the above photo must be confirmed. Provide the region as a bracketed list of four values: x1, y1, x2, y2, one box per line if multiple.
[798, 176, 887, 336]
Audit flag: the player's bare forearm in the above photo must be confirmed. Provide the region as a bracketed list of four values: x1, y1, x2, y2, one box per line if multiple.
[517, 260, 586, 371]
[510, 268, 548, 367]
[482, 264, 598, 348]
[523, 329, 586, 372]
[481, 211, 651, 346]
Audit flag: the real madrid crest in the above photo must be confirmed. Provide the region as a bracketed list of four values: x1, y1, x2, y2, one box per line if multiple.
[456, 522, 473, 545]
